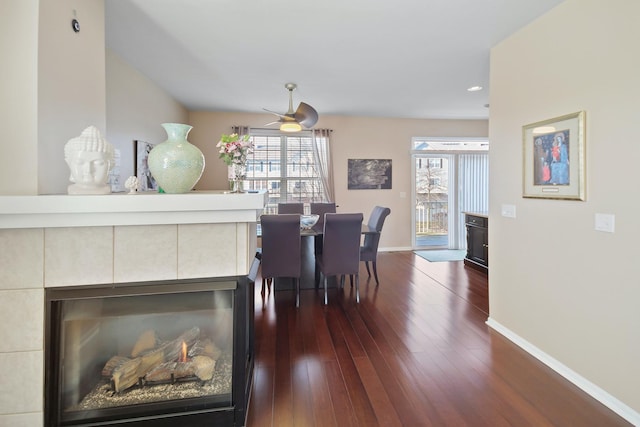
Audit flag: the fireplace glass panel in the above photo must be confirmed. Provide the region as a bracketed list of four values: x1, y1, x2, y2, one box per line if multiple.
[48, 280, 237, 425]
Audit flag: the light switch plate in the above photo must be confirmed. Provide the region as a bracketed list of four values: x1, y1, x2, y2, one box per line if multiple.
[595, 213, 615, 233]
[501, 204, 516, 218]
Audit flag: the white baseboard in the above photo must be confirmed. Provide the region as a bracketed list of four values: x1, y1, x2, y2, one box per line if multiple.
[379, 246, 413, 252]
[486, 317, 639, 426]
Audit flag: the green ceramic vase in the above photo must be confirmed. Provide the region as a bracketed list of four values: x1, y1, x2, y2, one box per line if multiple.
[148, 123, 205, 193]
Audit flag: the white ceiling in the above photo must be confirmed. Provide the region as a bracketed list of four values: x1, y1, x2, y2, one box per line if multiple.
[105, 0, 564, 121]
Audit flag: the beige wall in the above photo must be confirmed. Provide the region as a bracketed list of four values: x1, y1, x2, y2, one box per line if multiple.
[38, 0, 106, 194]
[0, 0, 188, 196]
[489, 0, 640, 419]
[0, 0, 39, 195]
[105, 49, 188, 187]
[188, 111, 487, 250]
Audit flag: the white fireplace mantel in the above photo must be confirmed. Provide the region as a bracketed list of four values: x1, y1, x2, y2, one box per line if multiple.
[0, 190, 268, 229]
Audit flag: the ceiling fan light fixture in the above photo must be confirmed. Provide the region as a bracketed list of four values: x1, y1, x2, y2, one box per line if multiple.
[263, 83, 318, 132]
[280, 122, 302, 132]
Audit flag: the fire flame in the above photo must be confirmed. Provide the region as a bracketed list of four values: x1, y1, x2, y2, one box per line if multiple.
[179, 341, 188, 363]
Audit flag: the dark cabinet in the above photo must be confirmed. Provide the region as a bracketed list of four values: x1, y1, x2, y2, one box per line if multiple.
[464, 213, 488, 272]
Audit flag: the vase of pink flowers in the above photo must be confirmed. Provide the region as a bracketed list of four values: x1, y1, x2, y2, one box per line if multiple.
[216, 133, 254, 193]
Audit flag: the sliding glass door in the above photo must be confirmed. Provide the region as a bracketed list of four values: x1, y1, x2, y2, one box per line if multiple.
[412, 139, 488, 250]
[413, 155, 452, 248]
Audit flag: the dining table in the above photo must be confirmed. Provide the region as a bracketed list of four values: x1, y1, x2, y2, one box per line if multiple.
[273, 223, 379, 291]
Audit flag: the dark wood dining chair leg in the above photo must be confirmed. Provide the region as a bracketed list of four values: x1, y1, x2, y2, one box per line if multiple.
[295, 278, 300, 308]
[364, 261, 371, 278]
[355, 274, 360, 303]
[372, 262, 379, 285]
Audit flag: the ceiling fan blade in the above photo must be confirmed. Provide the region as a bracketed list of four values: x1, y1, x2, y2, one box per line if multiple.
[262, 108, 288, 120]
[264, 114, 298, 127]
[295, 102, 319, 128]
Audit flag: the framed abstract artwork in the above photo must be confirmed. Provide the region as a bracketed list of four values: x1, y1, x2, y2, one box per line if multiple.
[348, 159, 392, 190]
[522, 111, 585, 200]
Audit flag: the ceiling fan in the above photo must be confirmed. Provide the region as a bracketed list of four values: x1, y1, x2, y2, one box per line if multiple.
[263, 83, 318, 132]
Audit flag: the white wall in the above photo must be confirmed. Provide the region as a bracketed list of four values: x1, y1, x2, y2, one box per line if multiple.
[489, 0, 640, 420]
[105, 49, 188, 188]
[0, 0, 39, 195]
[188, 111, 488, 250]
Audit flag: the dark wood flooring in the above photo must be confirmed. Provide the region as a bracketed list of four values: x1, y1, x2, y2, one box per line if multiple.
[247, 251, 630, 426]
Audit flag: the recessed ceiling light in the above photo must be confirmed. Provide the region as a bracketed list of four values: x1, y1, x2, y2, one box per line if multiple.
[467, 86, 483, 92]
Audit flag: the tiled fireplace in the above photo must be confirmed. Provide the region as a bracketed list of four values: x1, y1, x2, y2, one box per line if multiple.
[0, 191, 266, 426]
[45, 275, 256, 426]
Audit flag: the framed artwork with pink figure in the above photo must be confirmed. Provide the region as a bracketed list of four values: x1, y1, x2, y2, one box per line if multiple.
[522, 111, 585, 200]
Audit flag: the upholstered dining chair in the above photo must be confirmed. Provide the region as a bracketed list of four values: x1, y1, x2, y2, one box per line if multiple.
[260, 214, 302, 307]
[316, 213, 363, 304]
[309, 202, 337, 254]
[360, 206, 391, 285]
[277, 203, 304, 214]
[310, 202, 336, 233]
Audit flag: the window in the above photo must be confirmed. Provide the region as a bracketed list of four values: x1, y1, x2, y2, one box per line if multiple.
[245, 129, 327, 212]
[431, 159, 442, 168]
[413, 138, 488, 151]
[418, 158, 443, 169]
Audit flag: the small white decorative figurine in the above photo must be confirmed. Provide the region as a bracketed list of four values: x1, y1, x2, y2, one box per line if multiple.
[124, 176, 139, 194]
[64, 126, 115, 195]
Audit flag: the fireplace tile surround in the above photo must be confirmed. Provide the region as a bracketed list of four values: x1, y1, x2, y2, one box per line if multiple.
[0, 191, 266, 425]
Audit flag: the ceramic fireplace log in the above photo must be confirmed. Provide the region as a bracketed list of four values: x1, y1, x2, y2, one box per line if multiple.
[131, 330, 158, 358]
[145, 355, 215, 383]
[145, 361, 178, 382]
[188, 338, 222, 361]
[102, 355, 131, 377]
[111, 358, 142, 392]
[191, 355, 216, 381]
[108, 327, 201, 393]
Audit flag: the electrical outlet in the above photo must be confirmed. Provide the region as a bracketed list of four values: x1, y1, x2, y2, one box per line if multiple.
[501, 204, 516, 218]
[595, 213, 615, 233]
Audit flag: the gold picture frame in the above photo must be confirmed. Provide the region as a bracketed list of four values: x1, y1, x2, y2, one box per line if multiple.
[522, 111, 586, 200]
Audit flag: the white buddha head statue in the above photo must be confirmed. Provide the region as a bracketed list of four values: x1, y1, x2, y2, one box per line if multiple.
[64, 126, 115, 195]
